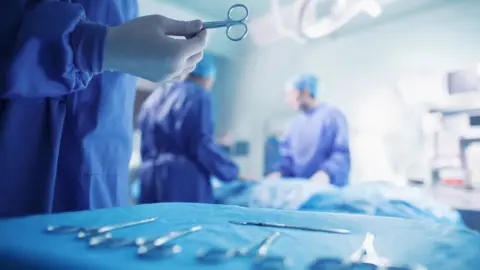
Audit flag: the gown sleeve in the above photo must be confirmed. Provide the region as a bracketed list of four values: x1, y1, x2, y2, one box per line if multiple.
[320, 110, 351, 186]
[192, 93, 240, 182]
[275, 126, 295, 177]
[1, 1, 107, 98]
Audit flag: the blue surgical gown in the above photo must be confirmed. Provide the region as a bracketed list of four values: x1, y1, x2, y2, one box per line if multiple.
[276, 104, 350, 186]
[137, 81, 239, 204]
[0, 0, 138, 217]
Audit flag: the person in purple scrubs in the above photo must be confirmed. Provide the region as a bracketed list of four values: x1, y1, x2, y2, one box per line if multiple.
[269, 74, 351, 187]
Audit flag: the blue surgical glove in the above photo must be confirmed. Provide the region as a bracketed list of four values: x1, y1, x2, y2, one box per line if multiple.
[103, 15, 207, 83]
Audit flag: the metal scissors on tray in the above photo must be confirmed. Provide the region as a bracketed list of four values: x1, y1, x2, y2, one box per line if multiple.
[202, 4, 248, 41]
[229, 221, 350, 234]
[197, 232, 290, 269]
[45, 217, 158, 239]
[309, 233, 427, 270]
[136, 225, 203, 258]
[87, 232, 160, 248]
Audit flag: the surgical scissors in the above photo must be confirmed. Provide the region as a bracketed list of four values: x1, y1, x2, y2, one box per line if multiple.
[45, 217, 158, 239]
[202, 4, 249, 41]
[197, 232, 290, 269]
[137, 225, 203, 258]
[87, 232, 160, 248]
[309, 233, 427, 270]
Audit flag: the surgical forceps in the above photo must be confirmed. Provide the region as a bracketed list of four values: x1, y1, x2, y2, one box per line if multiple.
[309, 233, 427, 270]
[136, 225, 203, 258]
[229, 220, 350, 234]
[197, 232, 290, 269]
[45, 217, 158, 239]
[202, 4, 248, 41]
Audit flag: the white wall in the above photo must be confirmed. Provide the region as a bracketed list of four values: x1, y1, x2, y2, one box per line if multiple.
[228, 0, 480, 180]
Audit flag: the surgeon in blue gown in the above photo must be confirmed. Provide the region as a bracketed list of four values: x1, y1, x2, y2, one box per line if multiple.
[0, 0, 208, 217]
[138, 56, 244, 204]
[268, 74, 351, 187]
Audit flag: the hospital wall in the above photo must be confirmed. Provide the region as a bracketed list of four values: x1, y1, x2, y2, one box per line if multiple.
[209, 55, 243, 135]
[225, 0, 480, 182]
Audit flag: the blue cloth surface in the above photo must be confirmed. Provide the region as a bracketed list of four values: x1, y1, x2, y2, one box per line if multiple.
[0, 0, 138, 217]
[0, 203, 478, 270]
[137, 81, 238, 204]
[214, 180, 463, 226]
[276, 104, 350, 186]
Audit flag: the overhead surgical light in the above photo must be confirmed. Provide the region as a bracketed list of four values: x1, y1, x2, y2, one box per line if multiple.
[249, 0, 390, 45]
[299, 0, 384, 40]
[248, 0, 307, 46]
[361, 0, 383, 18]
[268, 0, 306, 43]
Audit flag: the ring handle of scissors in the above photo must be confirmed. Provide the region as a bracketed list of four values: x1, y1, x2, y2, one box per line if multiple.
[228, 4, 249, 21]
[203, 3, 248, 29]
[226, 22, 248, 41]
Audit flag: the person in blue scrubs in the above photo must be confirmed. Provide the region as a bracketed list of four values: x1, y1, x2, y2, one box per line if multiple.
[138, 56, 243, 204]
[0, 0, 207, 217]
[268, 74, 351, 187]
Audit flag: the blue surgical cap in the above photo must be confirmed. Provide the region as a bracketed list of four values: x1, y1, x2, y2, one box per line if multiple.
[289, 73, 319, 97]
[191, 54, 216, 79]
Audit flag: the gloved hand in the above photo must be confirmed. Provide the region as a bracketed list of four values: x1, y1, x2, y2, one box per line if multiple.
[239, 175, 260, 182]
[266, 172, 281, 180]
[309, 171, 330, 185]
[103, 15, 207, 83]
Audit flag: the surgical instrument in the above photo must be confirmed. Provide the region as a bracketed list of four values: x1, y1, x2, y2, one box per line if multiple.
[197, 232, 290, 269]
[89, 233, 137, 248]
[229, 220, 350, 234]
[88, 227, 197, 248]
[202, 4, 248, 41]
[45, 217, 158, 239]
[88, 232, 155, 248]
[137, 225, 203, 258]
[252, 232, 290, 270]
[309, 233, 427, 270]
